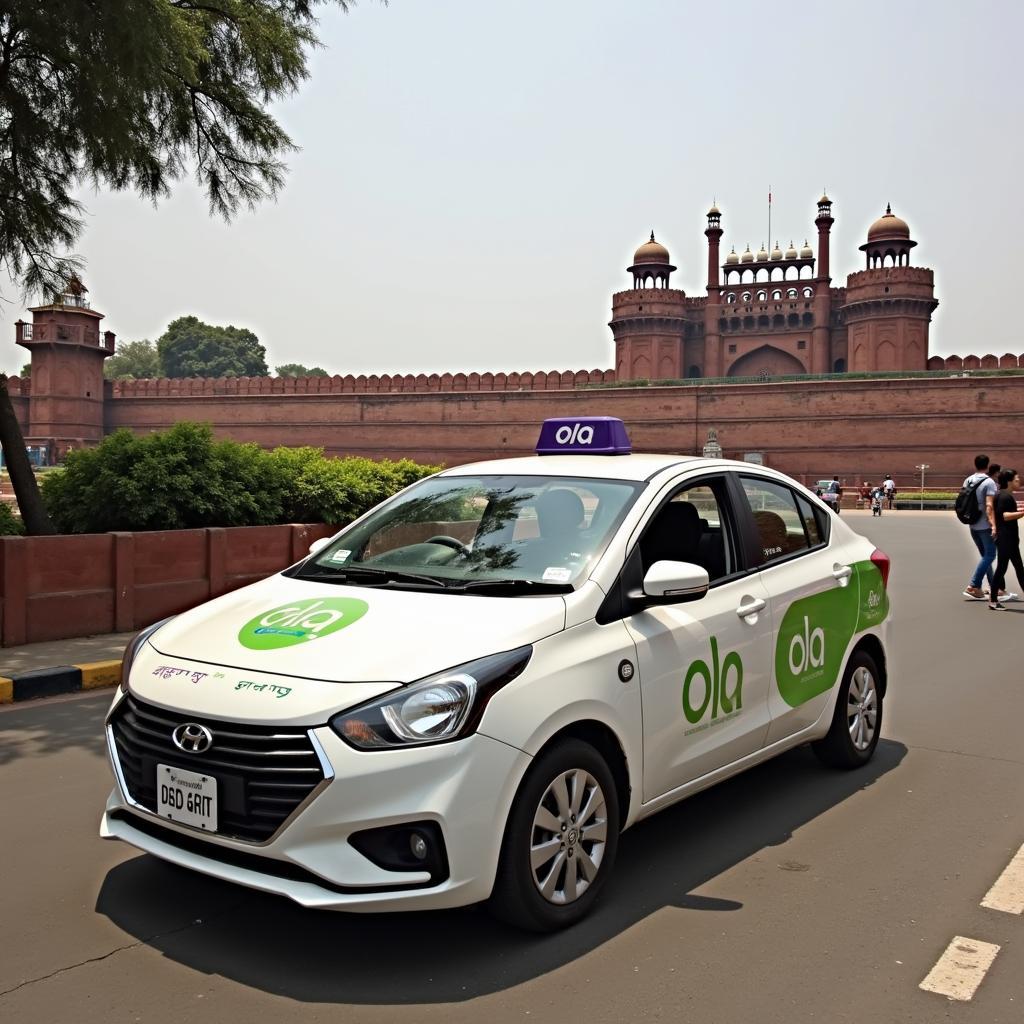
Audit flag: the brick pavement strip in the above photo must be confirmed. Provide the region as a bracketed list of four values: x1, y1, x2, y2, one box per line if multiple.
[0, 659, 122, 704]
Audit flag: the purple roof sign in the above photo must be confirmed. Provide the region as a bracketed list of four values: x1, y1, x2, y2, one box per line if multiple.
[535, 417, 632, 455]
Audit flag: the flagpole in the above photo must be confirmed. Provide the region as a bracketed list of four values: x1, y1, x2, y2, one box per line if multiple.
[768, 186, 772, 258]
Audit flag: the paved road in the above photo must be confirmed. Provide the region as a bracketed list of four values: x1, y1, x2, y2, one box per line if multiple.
[1, 512, 1021, 1023]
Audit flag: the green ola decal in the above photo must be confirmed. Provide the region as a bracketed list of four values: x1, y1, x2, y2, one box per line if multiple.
[774, 585, 858, 707]
[238, 597, 369, 650]
[853, 560, 890, 631]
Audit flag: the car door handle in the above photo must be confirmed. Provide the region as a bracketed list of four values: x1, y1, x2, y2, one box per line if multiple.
[832, 564, 853, 586]
[736, 597, 766, 620]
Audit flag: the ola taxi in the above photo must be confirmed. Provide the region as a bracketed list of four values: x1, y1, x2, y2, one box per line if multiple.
[101, 418, 891, 931]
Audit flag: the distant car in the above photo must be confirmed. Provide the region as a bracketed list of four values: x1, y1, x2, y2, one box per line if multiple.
[102, 418, 891, 931]
[817, 480, 839, 509]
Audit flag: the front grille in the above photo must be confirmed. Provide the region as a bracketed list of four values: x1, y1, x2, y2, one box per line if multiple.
[110, 694, 326, 843]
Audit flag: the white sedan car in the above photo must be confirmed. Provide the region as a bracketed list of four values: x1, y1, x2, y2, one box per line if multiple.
[102, 417, 891, 931]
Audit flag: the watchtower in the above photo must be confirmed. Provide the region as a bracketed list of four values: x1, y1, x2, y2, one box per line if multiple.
[842, 206, 938, 372]
[14, 277, 115, 460]
[610, 233, 692, 380]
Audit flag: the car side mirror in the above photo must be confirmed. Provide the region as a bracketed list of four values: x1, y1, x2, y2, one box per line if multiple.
[308, 537, 331, 556]
[641, 560, 710, 603]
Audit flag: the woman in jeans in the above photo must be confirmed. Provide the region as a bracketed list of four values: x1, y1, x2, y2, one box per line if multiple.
[989, 468, 1024, 611]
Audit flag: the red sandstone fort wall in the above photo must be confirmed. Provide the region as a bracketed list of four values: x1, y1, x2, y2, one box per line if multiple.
[104, 374, 1024, 489]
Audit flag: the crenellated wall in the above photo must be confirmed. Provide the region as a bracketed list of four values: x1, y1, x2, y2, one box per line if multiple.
[109, 368, 616, 398]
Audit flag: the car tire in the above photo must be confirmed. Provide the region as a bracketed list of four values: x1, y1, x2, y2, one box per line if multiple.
[812, 649, 883, 769]
[488, 738, 620, 932]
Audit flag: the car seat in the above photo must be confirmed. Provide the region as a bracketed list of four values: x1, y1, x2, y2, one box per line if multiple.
[639, 501, 703, 571]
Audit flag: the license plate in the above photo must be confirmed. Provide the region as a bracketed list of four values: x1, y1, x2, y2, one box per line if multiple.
[157, 763, 218, 832]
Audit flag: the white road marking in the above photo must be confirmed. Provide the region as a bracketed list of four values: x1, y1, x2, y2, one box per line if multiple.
[919, 936, 1000, 1001]
[981, 842, 1024, 914]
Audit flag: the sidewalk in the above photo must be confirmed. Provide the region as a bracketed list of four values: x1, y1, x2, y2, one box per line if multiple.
[0, 631, 135, 703]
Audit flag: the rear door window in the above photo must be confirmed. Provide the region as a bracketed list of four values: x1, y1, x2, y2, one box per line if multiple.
[738, 477, 818, 568]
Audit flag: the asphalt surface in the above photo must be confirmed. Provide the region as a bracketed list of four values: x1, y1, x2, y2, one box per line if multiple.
[1, 511, 1021, 1023]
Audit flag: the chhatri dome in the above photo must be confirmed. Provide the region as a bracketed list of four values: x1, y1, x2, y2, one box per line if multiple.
[866, 203, 911, 242]
[725, 246, 739, 265]
[633, 231, 671, 264]
[785, 240, 798, 259]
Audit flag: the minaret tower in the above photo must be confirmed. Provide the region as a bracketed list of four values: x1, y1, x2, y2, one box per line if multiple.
[14, 277, 115, 459]
[811, 193, 834, 374]
[703, 204, 724, 378]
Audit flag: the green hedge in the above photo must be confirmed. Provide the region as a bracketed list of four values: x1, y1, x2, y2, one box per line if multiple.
[0, 502, 24, 536]
[40, 423, 440, 534]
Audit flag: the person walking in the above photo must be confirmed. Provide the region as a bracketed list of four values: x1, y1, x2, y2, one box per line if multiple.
[963, 454, 999, 601]
[883, 474, 896, 510]
[988, 468, 1024, 611]
[829, 475, 843, 516]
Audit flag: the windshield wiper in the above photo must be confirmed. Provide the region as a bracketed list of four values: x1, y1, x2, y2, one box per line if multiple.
[295, 565, 448, 589]
[453, 579, 574, 595]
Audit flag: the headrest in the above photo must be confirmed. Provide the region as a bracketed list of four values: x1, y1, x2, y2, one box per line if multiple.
[536, 488, 585, 535]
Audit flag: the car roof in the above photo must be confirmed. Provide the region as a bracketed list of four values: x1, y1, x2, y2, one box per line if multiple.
[438, 453, 774, 484]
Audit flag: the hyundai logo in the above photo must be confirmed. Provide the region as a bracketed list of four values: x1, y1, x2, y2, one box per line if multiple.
[172, 722, 214, 754]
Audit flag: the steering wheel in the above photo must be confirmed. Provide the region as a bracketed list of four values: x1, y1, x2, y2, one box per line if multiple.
[424, 535, 472, 557]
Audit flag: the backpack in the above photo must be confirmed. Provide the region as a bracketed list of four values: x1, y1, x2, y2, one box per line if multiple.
[955, 475, 985, 525]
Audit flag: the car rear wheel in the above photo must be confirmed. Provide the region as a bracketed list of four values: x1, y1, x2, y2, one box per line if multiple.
[812, 650, 882, 769]
[489, 738, 619, 931]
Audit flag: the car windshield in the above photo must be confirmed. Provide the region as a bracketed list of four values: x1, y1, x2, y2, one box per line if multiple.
[289, 474, 644, 592]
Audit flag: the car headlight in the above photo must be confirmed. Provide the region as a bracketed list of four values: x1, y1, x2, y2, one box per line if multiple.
[119, 616, 176, 692]
[330, 645, 532, 750]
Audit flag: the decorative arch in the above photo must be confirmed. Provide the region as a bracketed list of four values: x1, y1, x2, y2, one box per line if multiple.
[727, 344, 807, 378]
[876, 340, 898, 371]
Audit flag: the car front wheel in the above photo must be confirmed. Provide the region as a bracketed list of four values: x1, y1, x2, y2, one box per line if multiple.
[813, 650, 883, 769]
[489, 738, 620, 931]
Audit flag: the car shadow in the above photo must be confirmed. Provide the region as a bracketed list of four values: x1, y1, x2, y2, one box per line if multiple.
[96, 738, 906, 1004]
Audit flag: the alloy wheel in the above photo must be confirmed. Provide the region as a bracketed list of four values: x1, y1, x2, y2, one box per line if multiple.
[847, 666, 878, 751]
[529, 768, 608, 905]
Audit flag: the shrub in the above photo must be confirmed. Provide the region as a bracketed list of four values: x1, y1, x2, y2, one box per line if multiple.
[279, 454, 440, 525]
[0, 502, 24, 536]
[39, 424, 440, 534]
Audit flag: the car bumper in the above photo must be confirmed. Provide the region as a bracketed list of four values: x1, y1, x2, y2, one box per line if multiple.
[101, 725, 531, 912]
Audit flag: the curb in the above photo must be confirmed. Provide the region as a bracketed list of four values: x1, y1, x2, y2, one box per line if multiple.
[0, 659, 122, 704]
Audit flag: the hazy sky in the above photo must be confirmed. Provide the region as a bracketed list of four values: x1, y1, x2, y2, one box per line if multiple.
[4, 0, 1022, 377]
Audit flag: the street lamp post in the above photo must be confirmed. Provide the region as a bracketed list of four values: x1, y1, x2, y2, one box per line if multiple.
[915, 463, 930, 510]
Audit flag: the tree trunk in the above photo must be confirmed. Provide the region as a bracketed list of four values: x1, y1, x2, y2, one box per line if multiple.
[0, 375, 56, 535]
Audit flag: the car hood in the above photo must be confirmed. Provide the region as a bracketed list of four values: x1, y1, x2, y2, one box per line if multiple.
[130, 573, 566, 722]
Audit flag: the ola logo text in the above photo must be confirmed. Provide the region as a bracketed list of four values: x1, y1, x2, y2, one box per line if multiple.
[238, 597, 369, 650]
[788, 615, 825, 676]
[555, 423, 594, 446]
[683, 636, 744, 725]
